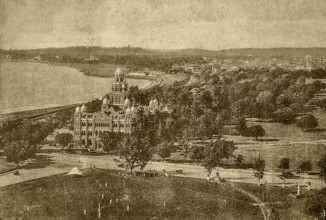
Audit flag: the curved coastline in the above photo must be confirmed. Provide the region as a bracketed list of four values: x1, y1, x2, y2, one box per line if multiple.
[0, 60, 151, 116]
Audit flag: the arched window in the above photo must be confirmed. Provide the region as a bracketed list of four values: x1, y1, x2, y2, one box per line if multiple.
[95, 131, 98, 136]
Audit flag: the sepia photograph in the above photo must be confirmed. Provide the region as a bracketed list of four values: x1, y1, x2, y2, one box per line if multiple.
[1, 0, 326, 219]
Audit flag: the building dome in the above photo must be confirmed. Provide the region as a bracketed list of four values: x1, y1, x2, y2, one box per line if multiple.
[75, 106, 81, 113]
[81, 104, 87, 113]
[125, 107, 131, 114]
[130, 105, 137, 113]
[124, 98, 131, 106]
[115, 68, 122, 76]
[103, 97, 109, 105]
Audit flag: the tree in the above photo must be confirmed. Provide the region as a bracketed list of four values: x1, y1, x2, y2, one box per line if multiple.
[178, 116, 197, 156]
[236, 117, 247, 136]
[256, 91, 274, 104]
[289, 102, 302, 113]
[253, 154, 265, 186]
[15, 122, 54, 147]
[157, 142, 172, 161]
[299, 161, 312, 173]
[54, 109, 74, 125]
[317, 154, 326, 177]
[296, 114, 318, 131]
[278, 157, 290, 173]
[235, 155, 245, 166]
[85, 99, 102, 113]
[273, 107, 295, 124]
[55, 133, 73, 149]
[100, 132, 124, 153]
[278, 157, 291, 187]
[247, 125, 265, 140]
[4, 140, 38, 166]
[196, 111, 219, 139]
[276, 94, 291, 108]
[202, 140, 237, 177]
[190, 145, 205, 164]
[199, 90, 213, 109]
[119, 130, 152, 173]
[1, 121, 54, 166]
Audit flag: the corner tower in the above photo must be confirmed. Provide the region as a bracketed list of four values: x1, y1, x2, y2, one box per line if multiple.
[109, 68, 128, 106]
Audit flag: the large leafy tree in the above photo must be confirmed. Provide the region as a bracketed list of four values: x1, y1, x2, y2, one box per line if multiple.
[85, 99, 102, 113]
[247, 125, 265, 141]
[296, 114, 318, 131]
[4, 140, 38, 166]
[273, 107, 295, 124]
[278, 157, 290, 173]
[1, 121, 54, 151]
[119, 130, 152, 173]
[202, 140, 237, 177]
[299, 161, 312, 174]
[1, 122, 54, 166]
[54, 133, 73, 149]
[100, 132, 124, 153]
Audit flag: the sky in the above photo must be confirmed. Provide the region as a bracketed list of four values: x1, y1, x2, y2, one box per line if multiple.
[0, 0, 326, 50]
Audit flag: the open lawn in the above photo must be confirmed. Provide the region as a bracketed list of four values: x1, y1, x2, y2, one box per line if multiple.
[0, 169, 262, 220]
[224, 108, 326, 171]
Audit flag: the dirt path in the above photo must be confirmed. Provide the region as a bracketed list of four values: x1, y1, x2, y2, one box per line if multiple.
[1, 152, 325, 191]
[225, 182, 270, 220]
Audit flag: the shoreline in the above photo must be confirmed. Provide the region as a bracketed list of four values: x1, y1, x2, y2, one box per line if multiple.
[2, 59, 159, 81]
[0, 104, 81, 125]
[0, 60, 184, 122]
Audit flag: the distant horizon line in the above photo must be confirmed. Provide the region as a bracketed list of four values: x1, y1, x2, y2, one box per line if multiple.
[1, 45, 326, 52]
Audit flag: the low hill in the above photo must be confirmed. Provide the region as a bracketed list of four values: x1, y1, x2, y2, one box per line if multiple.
[2, 46, 326, 59]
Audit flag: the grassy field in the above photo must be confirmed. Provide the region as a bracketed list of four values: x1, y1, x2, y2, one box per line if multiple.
[0, 169, 262, 220]
[225, 108, 326, 171]
[232, 182, 312, 219]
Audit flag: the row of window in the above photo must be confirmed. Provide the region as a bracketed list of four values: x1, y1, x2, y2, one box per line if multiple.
[75, 130, 129, 136]
[77, 122, 131, 128]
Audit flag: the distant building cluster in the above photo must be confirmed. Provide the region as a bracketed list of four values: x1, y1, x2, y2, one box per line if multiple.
[84, 54, 99, 62]
[128, 68, 164, 76]
[171, 55, 326, 75]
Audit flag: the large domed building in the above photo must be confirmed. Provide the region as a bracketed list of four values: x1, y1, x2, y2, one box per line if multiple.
[73, 68, 172, 150]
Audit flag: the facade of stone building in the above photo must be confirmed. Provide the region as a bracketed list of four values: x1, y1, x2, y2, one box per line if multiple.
[73, 68, 171, 150]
